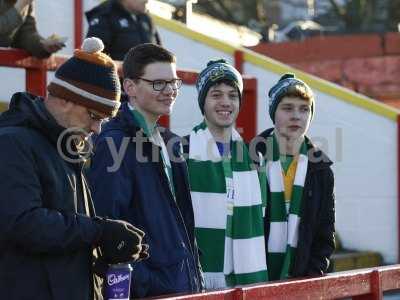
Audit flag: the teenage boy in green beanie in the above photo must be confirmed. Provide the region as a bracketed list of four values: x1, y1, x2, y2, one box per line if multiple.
[253, 73, 335, 280]
[183, 59, 268, 289]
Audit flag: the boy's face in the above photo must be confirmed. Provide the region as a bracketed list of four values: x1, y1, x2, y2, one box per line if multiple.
[274, 96, 312, 141]
[124, 62, 178, 122]
[203, 82, 240, 129]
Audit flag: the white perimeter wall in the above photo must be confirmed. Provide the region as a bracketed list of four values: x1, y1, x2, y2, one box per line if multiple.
[245, 63, 398, 263]
[0, 2, 398, 263]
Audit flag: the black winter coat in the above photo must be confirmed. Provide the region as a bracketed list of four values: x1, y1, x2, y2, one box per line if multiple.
[87, 102, 203, 298]
[86, 0, 161, 61]
[254, 128, 335, 278]
[0, 93, 103, 300]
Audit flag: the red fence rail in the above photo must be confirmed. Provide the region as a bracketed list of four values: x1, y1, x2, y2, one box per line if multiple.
[148, 265, 400, 300]
[0, 48, 257, 141]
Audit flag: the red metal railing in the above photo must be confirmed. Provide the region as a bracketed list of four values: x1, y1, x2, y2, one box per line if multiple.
[0, 48, 257, 141]
[150, 265, 400, 300]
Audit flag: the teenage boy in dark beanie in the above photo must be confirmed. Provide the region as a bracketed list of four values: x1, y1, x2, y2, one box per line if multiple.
[183, 59, 268, 289]
[253, 73, 335, 280]
[0, 37, 147, 300]
[88, 43, 203, 298]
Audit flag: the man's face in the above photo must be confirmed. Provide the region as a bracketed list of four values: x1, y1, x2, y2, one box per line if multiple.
[121, 0, 148, 13]
[274, 96, 312, 141]
[125, 62, 178, 122]
[203, 82, 240, 129]
[66, 103, 107, 136]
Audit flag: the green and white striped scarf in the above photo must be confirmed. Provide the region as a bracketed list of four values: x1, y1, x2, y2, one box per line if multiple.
[187, 121, 268, 289]
[128, 104, 175, 198]
[264, 133, 308, 280]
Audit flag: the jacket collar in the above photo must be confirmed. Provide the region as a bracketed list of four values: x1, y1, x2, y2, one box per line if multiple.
[114, 101, 178, 147]
[257, 127, 333, 171]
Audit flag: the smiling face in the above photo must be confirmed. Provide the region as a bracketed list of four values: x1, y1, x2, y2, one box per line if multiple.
[274, 96, 312, 141]
[203, 82, 240, 130]
[124, 62, 178, 123]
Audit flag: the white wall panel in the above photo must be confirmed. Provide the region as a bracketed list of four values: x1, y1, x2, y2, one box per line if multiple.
[158, 28, 233, 70]
[244, 61, 398, 263]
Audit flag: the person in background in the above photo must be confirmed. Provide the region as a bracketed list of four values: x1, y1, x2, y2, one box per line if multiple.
[88, 43, 203, 298]
[253, 73, 335, 280]
[0, 0, 65, 58]
[86, 0, 161, 61]
[183, 59, 268, 289]
[0, 37, 147, 300]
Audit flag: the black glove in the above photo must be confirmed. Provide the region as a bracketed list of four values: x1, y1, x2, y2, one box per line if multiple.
[96, 217, 145, 264]
[93, 244, 150, 278]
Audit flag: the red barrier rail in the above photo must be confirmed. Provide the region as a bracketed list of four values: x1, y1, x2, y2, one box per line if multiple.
[147, 265, 400, 300]
[0, 48, 257, 141]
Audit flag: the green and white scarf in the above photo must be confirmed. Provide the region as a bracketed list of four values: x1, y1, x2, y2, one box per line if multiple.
[128, 104, 175, 198]
[264, 133, 308, 280]
[187, 121, 268, 289]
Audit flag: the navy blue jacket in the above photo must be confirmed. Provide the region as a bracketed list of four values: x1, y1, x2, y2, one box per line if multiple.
[86, 0, 161, 61]
[0, 93, 103, 300]
[88, 102, 203, 298]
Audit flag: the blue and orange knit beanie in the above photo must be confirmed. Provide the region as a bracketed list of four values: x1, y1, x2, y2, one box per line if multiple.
[196, 59, 243, 114]
[47, 37, 121, 117]
[268, 73, 314, 123]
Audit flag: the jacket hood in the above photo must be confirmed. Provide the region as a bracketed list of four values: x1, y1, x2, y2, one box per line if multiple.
[0, 92, 65, 145]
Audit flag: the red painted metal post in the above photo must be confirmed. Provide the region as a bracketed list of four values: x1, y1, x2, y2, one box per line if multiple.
[158, 70, 199, 128]
[74, 0, 83, 49]
[158, 115, 170, 128]
[25, 67, 47, 97]
[234, 50, 244, 74]
[395, 115, 400, 269]
[353, 270, 383, 300]
[236, 78, 257, 142]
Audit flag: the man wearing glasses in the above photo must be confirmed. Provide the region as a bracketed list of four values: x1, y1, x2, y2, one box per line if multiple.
[88, 43, 203, 298]
[0, 37, 147, 300]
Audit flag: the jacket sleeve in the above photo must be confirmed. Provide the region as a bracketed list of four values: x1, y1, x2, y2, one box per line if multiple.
[85, 13, 112, 54]
[307, 168, 336, 275]
[87, 134, 133, 219]
[11, 5, 50, 58]
[0, 5, 24, 36]
[0, 134, 102, 254]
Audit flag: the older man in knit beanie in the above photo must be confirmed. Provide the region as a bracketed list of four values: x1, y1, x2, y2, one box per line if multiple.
[183, 59, 268, 289]
[0, 37, 148, 300]
[253, 73, 335, 281]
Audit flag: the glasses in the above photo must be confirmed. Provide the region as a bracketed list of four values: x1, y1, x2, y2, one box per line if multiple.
[88, 110, 108, 122]
[136, 77, 183, 91]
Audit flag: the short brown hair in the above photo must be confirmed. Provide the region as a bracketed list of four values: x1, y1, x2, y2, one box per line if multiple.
[280, 84, 314, 103]
[122, 43, 176, 79]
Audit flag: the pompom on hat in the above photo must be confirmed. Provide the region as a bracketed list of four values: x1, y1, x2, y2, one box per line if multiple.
[47, 37, 121, 117]
[268, 73, 314, 123]
[196, 59, 243, 114]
